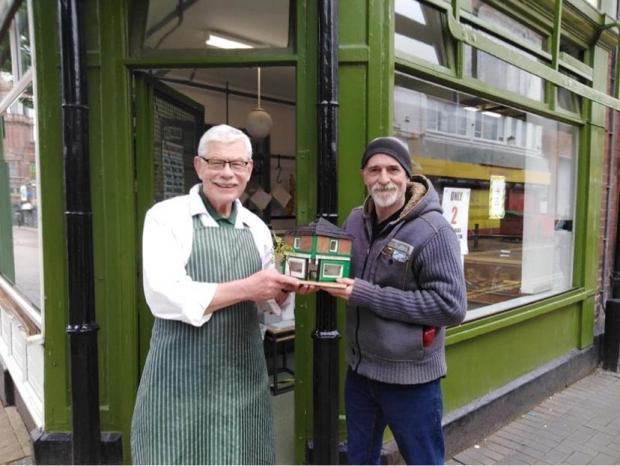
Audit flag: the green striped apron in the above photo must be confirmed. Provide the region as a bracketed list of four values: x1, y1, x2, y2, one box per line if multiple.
[131, 217, 275, 465]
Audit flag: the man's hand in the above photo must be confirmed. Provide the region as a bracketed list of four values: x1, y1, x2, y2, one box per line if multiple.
[321, 278, 354, 301]
[243, 269, 300, 302]
[296, 283, 319, 295]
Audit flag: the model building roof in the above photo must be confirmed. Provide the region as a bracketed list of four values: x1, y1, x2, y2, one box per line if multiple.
[287, 217, 354, 240]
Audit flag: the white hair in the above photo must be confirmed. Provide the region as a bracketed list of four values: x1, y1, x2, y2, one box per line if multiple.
[197, 124, 253, 159]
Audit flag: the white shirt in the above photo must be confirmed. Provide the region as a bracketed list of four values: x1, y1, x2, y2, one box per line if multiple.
[142, 184, 291, 327]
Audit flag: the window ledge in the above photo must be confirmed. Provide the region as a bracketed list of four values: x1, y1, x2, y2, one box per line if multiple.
[0, 276, 41, 335]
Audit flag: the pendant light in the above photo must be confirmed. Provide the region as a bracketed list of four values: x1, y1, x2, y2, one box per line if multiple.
[246, 67, 273, 138]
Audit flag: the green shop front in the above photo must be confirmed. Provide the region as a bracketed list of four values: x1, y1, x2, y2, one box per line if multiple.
[0, 0, 618, 463]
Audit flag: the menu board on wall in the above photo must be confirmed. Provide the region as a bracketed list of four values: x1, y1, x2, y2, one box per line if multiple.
[152, 88, 204, 202]
[161, 138, 185, 199]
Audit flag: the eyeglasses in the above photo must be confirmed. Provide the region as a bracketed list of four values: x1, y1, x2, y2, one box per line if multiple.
[198, 156, 251, 172]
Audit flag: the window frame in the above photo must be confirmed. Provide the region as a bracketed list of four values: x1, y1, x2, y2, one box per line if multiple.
[395, 0, 620, 113]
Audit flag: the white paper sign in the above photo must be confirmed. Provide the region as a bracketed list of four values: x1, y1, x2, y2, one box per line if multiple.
[271, 183, 292, 208]
[442, 187, 471, 255]
[489, 175, 506, 219]
[250, 189, 272, 210]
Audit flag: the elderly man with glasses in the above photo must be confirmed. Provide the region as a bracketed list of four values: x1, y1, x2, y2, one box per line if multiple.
[131, 124, 302, 465]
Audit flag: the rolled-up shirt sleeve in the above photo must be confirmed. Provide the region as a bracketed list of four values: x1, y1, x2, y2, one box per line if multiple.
[142, 208, 215, 327]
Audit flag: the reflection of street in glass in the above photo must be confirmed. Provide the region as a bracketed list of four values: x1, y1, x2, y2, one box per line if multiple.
[12, 226, 40, 309]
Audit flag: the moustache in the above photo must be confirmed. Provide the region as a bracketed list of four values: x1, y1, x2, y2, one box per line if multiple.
[371, 183, 398, 193]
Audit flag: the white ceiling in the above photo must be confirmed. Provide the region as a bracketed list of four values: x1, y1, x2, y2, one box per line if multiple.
[144, 0, 290, 50]
[158, 66, 296, 102]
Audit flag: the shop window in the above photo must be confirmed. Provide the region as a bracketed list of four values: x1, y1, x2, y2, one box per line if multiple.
[0, 2, 38, 311]
[394, 74, 577, 319]
[394, 0, 448, 66]
[142, 0, 291, 50]
[0, 84, 39, 309]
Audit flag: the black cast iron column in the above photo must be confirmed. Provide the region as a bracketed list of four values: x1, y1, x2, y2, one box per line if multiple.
[59, 0, 102, 463]
[313, 0, 340, 464]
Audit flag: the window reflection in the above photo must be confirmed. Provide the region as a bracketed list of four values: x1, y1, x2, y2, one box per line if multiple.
[143, 0, 290, 50]
[394, 75, 577, 316]
[471, 0, 544, 50]
[464, 40, 544, 101]
[466, 1, 544, 101]
[1, 85, 39, 308]
[395, 0, 447, 66]
[16, 3, 31, 75]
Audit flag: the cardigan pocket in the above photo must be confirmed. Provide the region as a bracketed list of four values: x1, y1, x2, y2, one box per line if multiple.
[358, 314, 424, 362]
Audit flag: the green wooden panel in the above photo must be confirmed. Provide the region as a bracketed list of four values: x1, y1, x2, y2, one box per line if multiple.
[368, 0, 392, 136]
[85, 0, 137, 459]
[293, 0, 317, 461]
[134, 74, 155, 377]
[339, 0, 367, 45]
[338, 65, 367, 217]
[0, 156, 15, 281]
[32, 0, 71, 432]
[443, 304, 580, 412]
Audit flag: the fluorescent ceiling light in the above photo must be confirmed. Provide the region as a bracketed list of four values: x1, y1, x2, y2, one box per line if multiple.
[463, 106, 478, 112]
[205, 33, 253, 49]
[482, 110, 502, 118]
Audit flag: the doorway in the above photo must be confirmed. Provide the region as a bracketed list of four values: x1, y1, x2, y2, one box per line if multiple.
[133, 65, 298, 463]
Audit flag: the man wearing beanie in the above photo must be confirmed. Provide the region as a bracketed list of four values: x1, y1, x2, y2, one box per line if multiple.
[323, 136, 467, 464]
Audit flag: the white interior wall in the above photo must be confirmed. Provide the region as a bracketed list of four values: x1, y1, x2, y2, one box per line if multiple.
[172, 83, 296, 156]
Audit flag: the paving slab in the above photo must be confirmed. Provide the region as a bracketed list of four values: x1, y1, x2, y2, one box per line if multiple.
[449, 369, 620, 465]
[0, 401, 32, 465]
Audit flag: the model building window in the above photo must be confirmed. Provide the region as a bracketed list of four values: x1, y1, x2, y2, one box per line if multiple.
[322, 263, 343, 279]
[287, 257, 305, 279]
[293, 237, 301, 249]
[394, 74, 577, 320]
[329, 239, 338, 252]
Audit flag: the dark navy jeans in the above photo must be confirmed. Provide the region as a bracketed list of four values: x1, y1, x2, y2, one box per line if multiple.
[345, 368, 444, 465]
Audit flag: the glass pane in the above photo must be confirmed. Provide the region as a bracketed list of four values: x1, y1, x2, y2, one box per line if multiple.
[1, 84, 40, 309]
[16, 2, 31, 76]
[466, 1, 544, 101]
[471, 0, 544, 50]
[0, 29, 13, 94]
[464, 41, 544, 101]
[394, 0, 447, 66]
[143, 0, 290, 50]
[394, 74, 577, 317]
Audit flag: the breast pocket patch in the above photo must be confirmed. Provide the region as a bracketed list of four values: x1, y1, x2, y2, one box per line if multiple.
[381, 239, 414, 263]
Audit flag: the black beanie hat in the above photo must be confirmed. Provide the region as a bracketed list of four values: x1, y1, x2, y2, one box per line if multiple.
[361, 136, 412, 178]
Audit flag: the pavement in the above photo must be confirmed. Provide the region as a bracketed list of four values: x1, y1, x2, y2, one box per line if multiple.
[0, 401, 32, 465]
[449, 368, 620, 465]
[0, 368, 618, 465]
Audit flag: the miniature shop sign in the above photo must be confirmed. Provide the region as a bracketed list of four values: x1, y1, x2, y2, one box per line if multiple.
[281, 218, 353, 288]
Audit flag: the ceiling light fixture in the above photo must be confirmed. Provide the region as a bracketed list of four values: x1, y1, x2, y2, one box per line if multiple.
[463, 106, 479, 112]
[205, 33, 253, 49]
[246, 67, 273, 139]
[482, 110, 502, 118]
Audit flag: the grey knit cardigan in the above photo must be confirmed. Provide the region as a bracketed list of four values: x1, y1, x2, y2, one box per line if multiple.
[344, 175, 467, 385]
